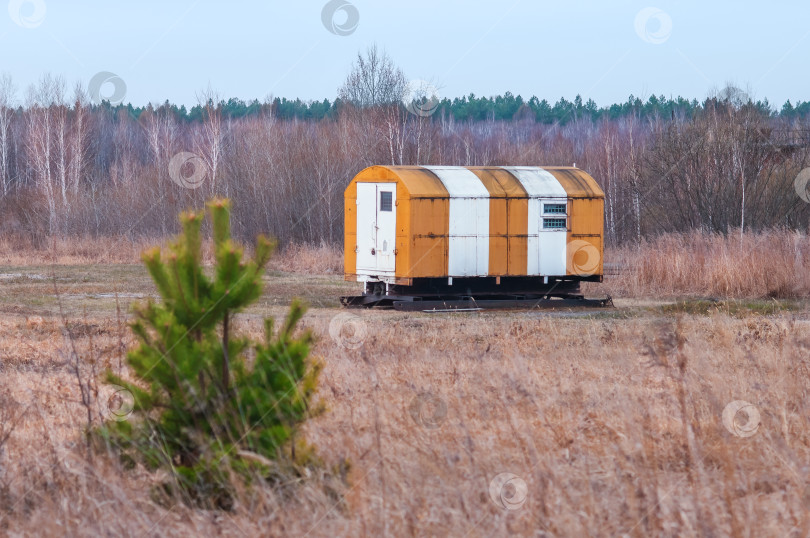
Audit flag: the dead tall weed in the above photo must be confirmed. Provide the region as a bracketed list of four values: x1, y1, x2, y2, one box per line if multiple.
[604, 229, 810, 298]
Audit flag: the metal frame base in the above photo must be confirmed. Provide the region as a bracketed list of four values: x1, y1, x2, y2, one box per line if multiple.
[340, 293, 613, 311]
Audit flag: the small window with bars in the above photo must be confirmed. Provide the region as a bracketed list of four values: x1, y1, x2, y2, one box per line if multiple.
[544, 203, 566, 215]
[379, 191, 392, 212]
[543, 217, 567, 230]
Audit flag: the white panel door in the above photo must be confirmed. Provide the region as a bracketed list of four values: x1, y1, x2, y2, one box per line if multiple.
[375, 185, 396, 273]
[356, 183, 396, 275]
[356, 183, 377, 272]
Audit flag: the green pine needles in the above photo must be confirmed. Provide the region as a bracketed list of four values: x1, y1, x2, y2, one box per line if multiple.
[102, 198, 321, 507]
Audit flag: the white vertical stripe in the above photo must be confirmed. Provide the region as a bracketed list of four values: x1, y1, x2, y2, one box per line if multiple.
[527, 198, 540, 275]
[425, 166, 489, 197]
[425, 166, 490, 276]
[503, 167, 567, 197]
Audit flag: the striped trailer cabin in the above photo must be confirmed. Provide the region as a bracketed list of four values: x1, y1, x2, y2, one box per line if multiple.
[344, 165, 605, 298]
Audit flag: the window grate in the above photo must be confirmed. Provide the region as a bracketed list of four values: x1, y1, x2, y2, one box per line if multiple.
[544, 203, 566, 215]
[543, 217, 566, 230]
[380, 191, 392, 212]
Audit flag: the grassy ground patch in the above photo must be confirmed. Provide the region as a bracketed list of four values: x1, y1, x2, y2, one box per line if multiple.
[660, 297, 804, 317]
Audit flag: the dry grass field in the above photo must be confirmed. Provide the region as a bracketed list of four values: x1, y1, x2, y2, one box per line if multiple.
[1, 233, 810, 536]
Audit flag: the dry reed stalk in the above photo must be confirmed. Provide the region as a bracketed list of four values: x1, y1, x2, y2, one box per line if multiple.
[601, 230, 810, 298]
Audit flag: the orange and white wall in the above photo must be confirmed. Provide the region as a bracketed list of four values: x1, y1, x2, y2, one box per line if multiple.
[344, 165, 604, 285]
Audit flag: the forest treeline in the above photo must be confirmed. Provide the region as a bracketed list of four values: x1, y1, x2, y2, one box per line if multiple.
[0, 46, 809, 248]
[46, 91, 810, 125]
[272, 92, 810, 124]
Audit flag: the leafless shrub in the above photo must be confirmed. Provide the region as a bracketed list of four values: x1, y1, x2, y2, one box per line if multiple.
[270, 242, 342, 275]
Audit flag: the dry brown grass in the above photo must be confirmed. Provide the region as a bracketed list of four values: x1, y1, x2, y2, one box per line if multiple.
[602, 229, 810, 299]
[0, 236, 342, 276]
[1, 302, 810, 536]
[270, 242, 343, 275]
[1, 231, 810, 535]
[0, 236, 151, 265]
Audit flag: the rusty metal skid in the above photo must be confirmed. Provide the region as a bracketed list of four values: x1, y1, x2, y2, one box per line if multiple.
[340, 276, 612, 311]
[340, 293, 613, 311]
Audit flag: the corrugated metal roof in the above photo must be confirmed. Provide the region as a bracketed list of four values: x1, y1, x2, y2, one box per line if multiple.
[350, 165, 604, 199]
[544, 167, 605, 198]
[502, 167, 568, 198]
[423, 166, 490, 198]
[467, 167, 527, 198]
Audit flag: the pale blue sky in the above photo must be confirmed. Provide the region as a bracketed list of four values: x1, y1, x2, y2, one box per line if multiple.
[0, 0, 807, 108]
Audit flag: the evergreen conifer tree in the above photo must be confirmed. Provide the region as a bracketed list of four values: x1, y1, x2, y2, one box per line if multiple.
[102, 198, 320, 506]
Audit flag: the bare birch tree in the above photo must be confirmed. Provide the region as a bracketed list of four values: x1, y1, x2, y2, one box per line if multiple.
[70, 82, 89, 196]
[25, 75, 65, 233]
[194, 86, 225, 196]
[0, 74, 15, 196]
